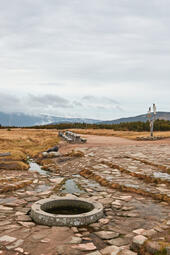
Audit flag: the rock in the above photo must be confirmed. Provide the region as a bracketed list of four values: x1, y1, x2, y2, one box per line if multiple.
[15, 212, 25, 216]
[111, 200, 122, 209]
[122, 206, 134, 211]
[72, 243, 96, 251]
[6, 239, 24, 249]
[0, 220, 11, 226]
[100, 245, 121, 255]
[69, 237, 82, 244]
[0, 235, 16, 245]
[18, 222, 35, 227]
[99, 198, 113, 208]
[47, 146, 59, 153]
[71, 227, 79, 233]
[16, 215, 32, 222]
[167, 220, 170, 226]
[98, 218, 110, 225]
[119, 249, 137, 255]
[142, 229, 157, 237]
[107, 237, 129, 246]
[133, 229, 145, 235]
[89, 223, 100, 231]
[88, 252, 102, 255]
[95, 231, 119, 240]
[42, 152, 48, 158]
[48, 151, 60, 157]
[131, 235, 147, 252]
[119, 196, 132, 201]
[0, 205, 13, 212]
[15, 247, 24, 253]
[41, 238, 50, 243]
[49, 177, 64, 184]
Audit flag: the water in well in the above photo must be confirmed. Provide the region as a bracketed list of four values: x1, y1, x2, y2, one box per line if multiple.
[45, 205, 90, 215]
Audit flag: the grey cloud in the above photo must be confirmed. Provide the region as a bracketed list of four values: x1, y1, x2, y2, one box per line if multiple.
[0, 0, 170, 118]
[28, 94, 71, 108]
[0, 93, 21, 113]
[82, 96, 119, 105]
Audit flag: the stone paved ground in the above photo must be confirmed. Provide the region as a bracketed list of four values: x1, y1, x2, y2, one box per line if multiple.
[0, 135, 170, 255]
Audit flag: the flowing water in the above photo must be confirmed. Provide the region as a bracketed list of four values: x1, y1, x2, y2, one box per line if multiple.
[29, 160, 51, 176]
[61, 179, 84, 194]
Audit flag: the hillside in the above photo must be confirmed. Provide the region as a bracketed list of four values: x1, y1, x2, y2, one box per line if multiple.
[0, 111, 170, 127]
[100, 112, 170, 124]
[0, 112, 100, 127]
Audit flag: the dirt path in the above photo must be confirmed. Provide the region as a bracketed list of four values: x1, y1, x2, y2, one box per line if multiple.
[60, 134, 170, 153]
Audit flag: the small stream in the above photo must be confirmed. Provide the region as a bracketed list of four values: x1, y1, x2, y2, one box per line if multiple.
[153, 171, 170, 181]
[28, 159, 84, 194]
[61, 179, 84, 194]
[28, 160, 51, 176]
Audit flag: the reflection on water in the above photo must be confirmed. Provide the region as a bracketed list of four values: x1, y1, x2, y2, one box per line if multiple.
[153, 172, 170, 181]
[29, 161, 51, 176]
[61, 179, 84, 194]
[35, 184, 51, 192]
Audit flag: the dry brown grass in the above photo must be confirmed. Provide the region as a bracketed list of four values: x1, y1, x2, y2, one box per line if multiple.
[66, 149, 85, 157]
[0, 129, 59, 170]
[69, 129, 170, 140]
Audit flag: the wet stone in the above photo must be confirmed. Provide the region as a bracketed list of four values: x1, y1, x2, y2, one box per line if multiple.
[72, 242, 97, 251]
[6, 239, 24, 250]
[142, 229, 157, 237]
[119, 249, 137, 255]
[16, 215, 32, 222]
[95, 231, 119, 240]
[107, 237, 130, 246]
[88, 251, 102, 255]
[100, 245, 121, 255]
[131, 235, 147, 251]
[69, 236, 82, 244]
[0, 235, 16, 245]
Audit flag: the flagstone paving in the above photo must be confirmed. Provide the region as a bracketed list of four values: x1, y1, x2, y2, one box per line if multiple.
[0, 139, 169, 254]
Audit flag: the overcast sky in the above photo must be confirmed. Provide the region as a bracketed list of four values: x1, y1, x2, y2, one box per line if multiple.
[0, 0, 170, 120]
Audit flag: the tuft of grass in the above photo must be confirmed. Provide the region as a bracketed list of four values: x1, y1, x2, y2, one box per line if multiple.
[66, 150, 85, 157]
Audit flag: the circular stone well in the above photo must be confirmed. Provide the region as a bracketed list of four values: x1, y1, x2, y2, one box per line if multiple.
[31, 197, 103, 226]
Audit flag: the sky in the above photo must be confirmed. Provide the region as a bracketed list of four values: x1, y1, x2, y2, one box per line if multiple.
[0, 0, 170, 120]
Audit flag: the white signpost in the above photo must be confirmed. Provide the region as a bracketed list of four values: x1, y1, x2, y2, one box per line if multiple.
[147, 104, 157, 137]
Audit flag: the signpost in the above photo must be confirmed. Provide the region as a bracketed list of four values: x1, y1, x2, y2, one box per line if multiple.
[147, 104, 157, 138]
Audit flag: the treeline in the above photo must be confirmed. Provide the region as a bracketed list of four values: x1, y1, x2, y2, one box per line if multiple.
[0, 119, 170, 132]
[31, 119, 170, 132]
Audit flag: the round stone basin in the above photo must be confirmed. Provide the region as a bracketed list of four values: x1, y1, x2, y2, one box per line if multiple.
[31, 197, 103, 226]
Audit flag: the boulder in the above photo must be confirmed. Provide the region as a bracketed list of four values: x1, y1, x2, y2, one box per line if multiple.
[47, 146, 59, 153]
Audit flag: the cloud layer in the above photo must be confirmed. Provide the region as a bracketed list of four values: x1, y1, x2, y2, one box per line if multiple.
[0, 0, 170, 119]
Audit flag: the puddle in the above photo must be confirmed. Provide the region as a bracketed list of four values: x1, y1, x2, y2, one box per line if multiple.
[35, 184, 51, 193]
[153, 172, 170, 181]
[0, 197, 16, 204]
[61, 179, 84, 194]
[29, 160, 51, 176]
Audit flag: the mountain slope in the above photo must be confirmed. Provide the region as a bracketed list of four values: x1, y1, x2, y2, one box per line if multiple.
[0, 112, 100, 127]
[99, 112, 170, 124]
[0, 111, 170, 127]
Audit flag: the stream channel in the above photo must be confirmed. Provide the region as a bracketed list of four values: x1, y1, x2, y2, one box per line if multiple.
[28, 159, 84, 194]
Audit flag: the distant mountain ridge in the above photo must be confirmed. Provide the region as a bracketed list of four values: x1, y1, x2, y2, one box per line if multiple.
[0, 111, 170, 127]
[99, 112, 170, 124]
[0, 112, 100, 127]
